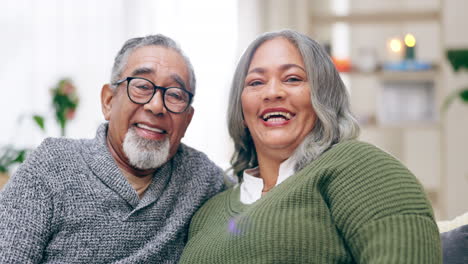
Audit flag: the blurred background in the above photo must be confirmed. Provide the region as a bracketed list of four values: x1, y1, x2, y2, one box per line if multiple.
[1, 0, 467, 221]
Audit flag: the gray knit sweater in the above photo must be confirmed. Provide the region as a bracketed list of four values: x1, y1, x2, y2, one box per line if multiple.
[0, 124, 224, 263]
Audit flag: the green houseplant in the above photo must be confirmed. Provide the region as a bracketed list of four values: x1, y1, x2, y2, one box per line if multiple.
[51, 78, 79, 136]
[443, 49, 468, 111]
[0, 146, 27, 188]
[0, 78, 79, 187]
[0, 146, 26, 174]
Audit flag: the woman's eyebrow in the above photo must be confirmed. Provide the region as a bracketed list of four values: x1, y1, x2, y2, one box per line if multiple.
[247, 67, 266, 75]
[247, 64, 306, 75]
[279, 63, 306, 72]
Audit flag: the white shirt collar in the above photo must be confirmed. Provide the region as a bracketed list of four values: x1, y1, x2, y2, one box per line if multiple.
[240, 156, 296, 204]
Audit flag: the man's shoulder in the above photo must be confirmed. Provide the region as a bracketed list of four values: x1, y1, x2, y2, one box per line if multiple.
[177, 144, 222, 171]
[174, 143, 225, 185]
[6, 137, 92, 192]
[32, 137, 89, 161]
[38, 136, 86, 150]
[20, 137, 92, 176]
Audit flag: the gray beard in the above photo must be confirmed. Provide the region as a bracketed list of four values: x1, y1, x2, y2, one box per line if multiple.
[122, 127, 170, 170]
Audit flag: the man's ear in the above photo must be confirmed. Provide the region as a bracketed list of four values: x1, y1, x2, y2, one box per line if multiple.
[101, 84, 114, 121]
[181, 106, 195, 137]
[186, 106, 194, 125]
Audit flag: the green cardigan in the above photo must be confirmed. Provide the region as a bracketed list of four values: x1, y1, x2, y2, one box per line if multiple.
[179, 140, 442, 263]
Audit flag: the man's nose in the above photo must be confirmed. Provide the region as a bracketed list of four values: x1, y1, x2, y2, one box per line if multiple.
[143, 90, 166, 115]
[262, 79, 286, 101]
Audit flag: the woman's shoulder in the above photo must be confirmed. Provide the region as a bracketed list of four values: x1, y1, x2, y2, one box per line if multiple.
[312, 140, 436, 239]
[305, 139, 424, 205]
[330, 139, 390, 155]
[188, 187, 236, 235]
[320, 139, 404, 169]
[195, 187, 235, 213]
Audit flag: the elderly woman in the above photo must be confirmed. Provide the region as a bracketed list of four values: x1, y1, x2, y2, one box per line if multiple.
[179, 30, 441, 263]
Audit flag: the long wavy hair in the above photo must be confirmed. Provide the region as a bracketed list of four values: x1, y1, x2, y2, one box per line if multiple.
[227, 29, 360, 179]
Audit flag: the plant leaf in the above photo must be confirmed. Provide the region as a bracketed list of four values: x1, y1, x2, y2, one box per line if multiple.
[446, 49, 468, 72]
[12, 150, 26, 163]
[459, 88, 468, 102]
[442, 90, 460, 113]
[442, 88, 468, 113]
[33, 115, 46, 131]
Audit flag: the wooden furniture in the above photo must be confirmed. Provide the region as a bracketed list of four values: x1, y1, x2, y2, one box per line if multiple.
[0, 173, 9, 189]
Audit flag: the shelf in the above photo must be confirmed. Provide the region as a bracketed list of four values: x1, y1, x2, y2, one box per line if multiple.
[310, 11, 440, 25]
[378, 69, 440, 81]
[340, 68, 439, 81]
[309, 0, 445, 220]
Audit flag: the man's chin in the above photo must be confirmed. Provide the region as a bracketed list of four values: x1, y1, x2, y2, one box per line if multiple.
[123, 128, 170, 170]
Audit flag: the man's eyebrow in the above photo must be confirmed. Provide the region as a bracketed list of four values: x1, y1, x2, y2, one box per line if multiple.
[171, 74, 187, 90]
[131, 67, 154, 76]
[130, 67, 187, 90]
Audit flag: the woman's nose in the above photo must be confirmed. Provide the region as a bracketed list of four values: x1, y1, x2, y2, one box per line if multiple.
[143, 90, 166, 115]
[262, 80, 286, 101]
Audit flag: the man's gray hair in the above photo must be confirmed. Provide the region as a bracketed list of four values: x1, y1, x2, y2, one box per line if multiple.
[110, 34, 196, 95]
[227, 29, 360, 178]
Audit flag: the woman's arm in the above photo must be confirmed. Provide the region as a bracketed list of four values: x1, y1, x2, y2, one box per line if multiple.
[323, 141, 441, 263]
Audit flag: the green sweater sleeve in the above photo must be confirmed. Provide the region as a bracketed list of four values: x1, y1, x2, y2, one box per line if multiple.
[321, 141, 442, 263]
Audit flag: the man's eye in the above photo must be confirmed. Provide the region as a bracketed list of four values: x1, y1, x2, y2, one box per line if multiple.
[166, 90, 189, 103]
[136, 85, 152, 90]
[167, 92, 182, 100]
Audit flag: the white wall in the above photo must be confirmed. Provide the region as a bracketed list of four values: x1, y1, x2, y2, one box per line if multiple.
[0, 0, 125, 147]
[0, 0, 238, 169]
[442, 0, 468, 219]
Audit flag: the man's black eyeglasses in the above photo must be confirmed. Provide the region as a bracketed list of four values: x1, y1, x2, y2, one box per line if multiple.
[113, 77, 193, 114]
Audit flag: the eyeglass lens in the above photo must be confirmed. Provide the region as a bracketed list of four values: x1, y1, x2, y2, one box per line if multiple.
[128, 78, 190, 113]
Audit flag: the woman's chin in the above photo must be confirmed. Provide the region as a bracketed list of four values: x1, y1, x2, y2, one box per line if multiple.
[256, 138, 299, 153]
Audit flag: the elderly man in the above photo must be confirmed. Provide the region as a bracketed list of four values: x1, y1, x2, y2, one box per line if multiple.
[0, 35, 224, 263]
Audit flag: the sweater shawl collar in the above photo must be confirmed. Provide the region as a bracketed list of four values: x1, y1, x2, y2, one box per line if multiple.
[81, 123, 174, 211]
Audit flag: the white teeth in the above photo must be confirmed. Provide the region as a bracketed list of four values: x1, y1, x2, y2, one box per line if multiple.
[267, 117, 287, 123]
[136, 123, 165, 133]
[262, 111, 292, 120]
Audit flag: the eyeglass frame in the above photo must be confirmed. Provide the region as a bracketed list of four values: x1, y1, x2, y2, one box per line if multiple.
[113, 76, 194, 114]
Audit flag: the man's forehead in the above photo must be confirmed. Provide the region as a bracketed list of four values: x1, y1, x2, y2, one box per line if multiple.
[125, 46, 189, 80]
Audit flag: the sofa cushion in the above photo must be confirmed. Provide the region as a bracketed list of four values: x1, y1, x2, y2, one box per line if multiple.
[441, 224, 468, 264]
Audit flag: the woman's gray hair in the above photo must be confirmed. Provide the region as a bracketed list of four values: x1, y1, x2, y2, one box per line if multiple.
[227, 29, 360, 178]
[110, 34, 196, 95]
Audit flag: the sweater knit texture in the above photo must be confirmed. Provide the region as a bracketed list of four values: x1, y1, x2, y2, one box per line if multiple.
[0, 123, 224, 263]
[179, 140, 442, 263]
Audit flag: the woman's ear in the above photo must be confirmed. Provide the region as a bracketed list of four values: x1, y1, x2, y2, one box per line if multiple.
[101, 84, 114, 121]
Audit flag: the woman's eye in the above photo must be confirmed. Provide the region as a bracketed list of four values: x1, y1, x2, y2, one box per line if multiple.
[248, 80, 263, 86]
[285, 77, 302, 83]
